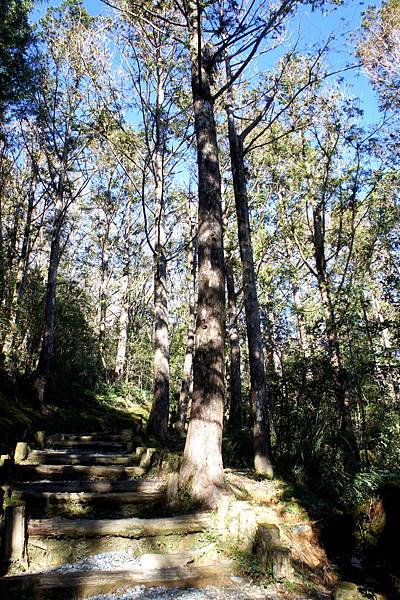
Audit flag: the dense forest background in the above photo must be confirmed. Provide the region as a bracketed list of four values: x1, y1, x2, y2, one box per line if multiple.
[0, 0, 399, 520]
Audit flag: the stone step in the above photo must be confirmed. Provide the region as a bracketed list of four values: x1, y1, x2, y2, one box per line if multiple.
[25, 450, 139, 465]
[9, 463, 145, 481]
[28, 511, 211, 538]
[0, 562, 234, 600]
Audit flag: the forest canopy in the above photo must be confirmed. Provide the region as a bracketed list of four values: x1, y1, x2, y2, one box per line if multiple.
[0, 0, 399, 508]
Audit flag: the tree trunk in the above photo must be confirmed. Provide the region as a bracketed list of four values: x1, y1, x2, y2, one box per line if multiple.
[32, 199, 63, 411]
[176, 210, 196, 435]
[99, 236, 109, 360]
[115, 266, 130, 381]
[292, 282, 309, 358]
[179, 0, 225, 506]
[2, 185, 34, 356]
[224, 59, 273, 476]
[370, 290, 399, 403]
[225, 255, 242, 429]
[146, 95, 170, 438]
[0, 196, 5, 309]
[312, 201, 359, 467]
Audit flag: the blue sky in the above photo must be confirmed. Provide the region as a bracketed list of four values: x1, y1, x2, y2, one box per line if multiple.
[32, 0, 381, 126]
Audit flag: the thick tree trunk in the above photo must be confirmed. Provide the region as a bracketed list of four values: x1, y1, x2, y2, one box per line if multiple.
[115, 267, 130, 381]
[179, 0, 225, 506]
[146, 140, 169, 439]
[176, 213, 196, 435]
[32, 200, 63, 411]
[224, 63, 273, 476]
[225, 255, 242, 429]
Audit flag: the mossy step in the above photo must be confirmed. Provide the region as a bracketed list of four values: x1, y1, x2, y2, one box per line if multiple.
[26, 531, 205, 571]
[0, 562, 233, 600]
[12, 489, 164, 505]
[12, 479, 163, 494]
[9, 464, 145, 481]
[28, 511, 211, 538]
[25, 451, 140, 465]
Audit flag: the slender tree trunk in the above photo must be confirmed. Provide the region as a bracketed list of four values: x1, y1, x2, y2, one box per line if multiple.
[99, 237, 109, 360]
[2, 186, 34, 356]
[32, 198, 63, 411]
[225, 255, 242, 429]
[176, 212, 196, 435]
[292, 283, 309, 358]
[0, 196, 6, 310]
[146, 136, 170, 438]
[370, 290, 399, 403]
[115, 266, 130, 381]
[224, 58, 273, 476]
[179, 0, 226, 506]
[312, 201, 359, 466]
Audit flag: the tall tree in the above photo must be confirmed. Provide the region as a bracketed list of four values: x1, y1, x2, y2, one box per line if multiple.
[178, 0, 226, 505]
[31, 1, 97, 409]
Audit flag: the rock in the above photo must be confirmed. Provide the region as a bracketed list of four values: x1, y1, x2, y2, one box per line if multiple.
[332, 582, 360, 600]
[14, 442, 29, 464]
[139, 448, 158, 468]
[217, 497, 259, 550]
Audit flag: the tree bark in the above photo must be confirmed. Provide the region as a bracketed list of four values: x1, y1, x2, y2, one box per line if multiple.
[224, 59, 273, 476]
[2, 182, 34, 356]
[99, 231, 109, 360]
[225, 255, 242, 429]
[179, 0, 225, 506]
[146, 64, 170, 438]
[370, 289, 399, 404]
[32, 198, 63, 411]
[176, 210, 196, 435]
[115, 266, 130, 381]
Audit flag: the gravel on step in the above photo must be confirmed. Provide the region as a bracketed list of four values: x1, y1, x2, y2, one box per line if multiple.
[87, 582, 317, 600]
[49, 551, 141, 574]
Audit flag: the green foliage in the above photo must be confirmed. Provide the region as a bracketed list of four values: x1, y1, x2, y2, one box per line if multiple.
[0, 0, 35, 118]
[47, 280, 101, 401]
[343, 469, 400, 507]
[234, 550, 264, 580]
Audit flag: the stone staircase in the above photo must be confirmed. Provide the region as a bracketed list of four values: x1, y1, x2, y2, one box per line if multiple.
[0, 428, 233, 599]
